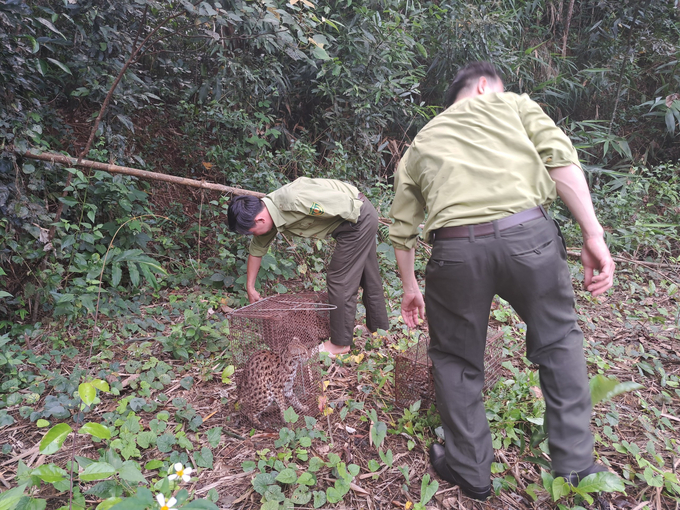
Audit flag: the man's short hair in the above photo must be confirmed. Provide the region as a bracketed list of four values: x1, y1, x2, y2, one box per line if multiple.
[227, 195, 264, 234]
[444, 61, 503, 108]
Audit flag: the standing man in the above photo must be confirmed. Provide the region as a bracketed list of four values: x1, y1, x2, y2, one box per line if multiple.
[389, 62, 615, 500]
[228, 176, 389, 356]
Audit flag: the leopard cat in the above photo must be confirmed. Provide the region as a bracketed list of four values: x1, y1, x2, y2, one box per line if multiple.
[238, 340, 318, 429]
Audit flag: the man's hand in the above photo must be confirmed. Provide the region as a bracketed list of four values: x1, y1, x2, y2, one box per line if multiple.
[581, 235, 615, 297]
[401, 291, 425, 328]
[247, 287, 262, 304]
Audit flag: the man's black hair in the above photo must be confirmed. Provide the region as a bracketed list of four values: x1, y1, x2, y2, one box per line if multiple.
[444, 61, 503, 108]
[227, 195, 264, 234]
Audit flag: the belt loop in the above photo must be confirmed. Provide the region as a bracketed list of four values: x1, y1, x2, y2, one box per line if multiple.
[539, 204, 548, 219]
[493, 219, 501, 239]
[468, 225, 475, 243]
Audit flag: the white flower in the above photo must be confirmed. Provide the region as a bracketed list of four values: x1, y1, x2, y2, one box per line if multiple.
[168, 462, 193, 483]
[156, 494, 177, 510]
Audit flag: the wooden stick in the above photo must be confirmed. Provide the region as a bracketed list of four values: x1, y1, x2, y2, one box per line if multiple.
[20, 150, 265, 197]
[567, 250, 680, 270]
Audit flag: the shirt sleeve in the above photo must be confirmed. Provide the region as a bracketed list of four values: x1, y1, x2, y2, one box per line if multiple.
[277, 181, 361, 223]
[389, 150, 426, 251]
[249, 229, 277, 257]
[517, 94, 582, 170]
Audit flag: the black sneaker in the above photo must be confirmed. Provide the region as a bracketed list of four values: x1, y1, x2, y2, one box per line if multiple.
[556, 463, 610, 486]
[429, 443, 492, 501]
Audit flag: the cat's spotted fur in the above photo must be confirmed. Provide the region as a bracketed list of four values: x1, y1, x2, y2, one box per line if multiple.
[238, 340, 316, 429]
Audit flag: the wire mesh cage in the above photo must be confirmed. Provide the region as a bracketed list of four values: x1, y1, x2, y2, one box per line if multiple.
[227, 292, 332, 429]
[394, 328, 506, 409]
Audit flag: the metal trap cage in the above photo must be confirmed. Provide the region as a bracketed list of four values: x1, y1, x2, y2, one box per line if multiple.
[227, 292, 333, 428]
[394, 328, 506, 409]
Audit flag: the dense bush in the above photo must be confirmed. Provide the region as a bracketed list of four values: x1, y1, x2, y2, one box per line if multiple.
[1, 0, 679, 325]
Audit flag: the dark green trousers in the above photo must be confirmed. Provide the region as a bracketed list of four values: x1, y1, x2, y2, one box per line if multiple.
[327, 196, 389, 346]
[425, 215, 593, 487]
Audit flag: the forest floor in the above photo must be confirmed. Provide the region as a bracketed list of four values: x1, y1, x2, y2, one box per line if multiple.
[1, 257, 679, 510]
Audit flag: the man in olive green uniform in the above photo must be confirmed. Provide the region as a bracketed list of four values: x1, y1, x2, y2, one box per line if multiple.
[389, 62, 615, 500]
[228, 177, 389, 356]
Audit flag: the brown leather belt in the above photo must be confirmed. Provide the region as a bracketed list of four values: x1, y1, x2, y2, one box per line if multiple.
[432, 206, 546, 241]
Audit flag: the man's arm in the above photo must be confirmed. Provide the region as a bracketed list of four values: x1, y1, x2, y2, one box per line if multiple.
[394, 247, 425, 328]
[549, 164, 615, 296]
[246, 254, 263, 303]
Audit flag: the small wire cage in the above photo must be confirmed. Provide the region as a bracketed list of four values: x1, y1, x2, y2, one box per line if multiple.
[394, 328, 506, 409]
[227, 292, 332, 428]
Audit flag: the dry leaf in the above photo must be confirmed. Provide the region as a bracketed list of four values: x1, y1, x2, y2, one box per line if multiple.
[350, 482, 370, 495]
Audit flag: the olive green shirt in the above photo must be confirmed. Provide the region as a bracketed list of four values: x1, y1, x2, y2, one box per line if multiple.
[249, 177, 362, 257]
[389, 92, 581, 251]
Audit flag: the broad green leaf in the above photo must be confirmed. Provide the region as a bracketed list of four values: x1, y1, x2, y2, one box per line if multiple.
[117, 461, 146, 484]
[32, 464, 67, 483]
[46, 58, 72, 76]
[590, 375, 643, 405]
[39, 423, 73, 454]
[297, 472, 315, 486]
[276, 468, 298, 484]
[126, 261, 140, 287]
[290, 486, 312, 505]
[90, 379, 110, 392]
[419, 474, 438, 505]
[222, 365, 235, 384]
[551, 477, 571, 501]
[577, 472, 625, 493]
[525, 483, 541, 501]
[78, 382, 96, 406]
[251, 472, 276, 495]
[35, 18, 66, 38]
[111, 263, 122, 287]
[370, 421, 387, 449]
[95, 498, 122, 510]
[36, 420, 50, 428]
[16, 497, 46, 510]
[79, 423, 111, 440]
[312, 46, 330, 60]
[283, 407, 299, 424]
[79, 462, 116, 482]
[260, 502, 279, 510]
[541, 471, 555, 499]
[0, 484, 27, 510]
[325, 487, 343, 504]
[144, 460, 164, 471]
[312, 491, 326, 508]
[308, 457, 324, 472]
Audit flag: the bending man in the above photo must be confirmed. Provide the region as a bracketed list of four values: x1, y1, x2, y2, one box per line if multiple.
[389, 62, 615, 500]
[228, 176, 389, 356]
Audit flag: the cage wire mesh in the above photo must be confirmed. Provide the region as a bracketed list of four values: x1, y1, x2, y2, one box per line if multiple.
[394, 328, 506, 409]
[227, 292, 332, 428]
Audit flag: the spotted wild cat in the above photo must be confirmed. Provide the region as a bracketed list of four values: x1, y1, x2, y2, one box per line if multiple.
[238, 340, 316, 429]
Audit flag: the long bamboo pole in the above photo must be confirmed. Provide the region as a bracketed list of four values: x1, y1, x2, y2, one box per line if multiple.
[20, 150, 266, 197]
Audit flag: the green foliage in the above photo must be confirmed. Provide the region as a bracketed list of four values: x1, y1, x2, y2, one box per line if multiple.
[589, 374, 644, 406]
[540, 469, 626, 505]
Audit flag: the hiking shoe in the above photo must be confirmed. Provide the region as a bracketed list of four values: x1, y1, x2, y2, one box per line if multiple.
[429, 443, 492, 501]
